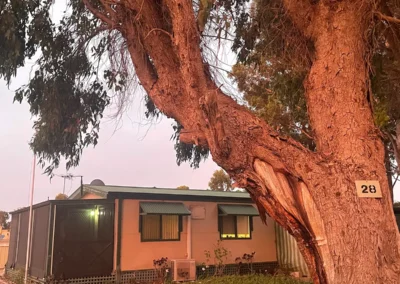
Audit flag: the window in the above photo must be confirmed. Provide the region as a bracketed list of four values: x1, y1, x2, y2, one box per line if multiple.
[219, 215, 252, 239]
[141, 215, 181, 241]
[139, 202, 190, 242]
[217, 204, 258, 239]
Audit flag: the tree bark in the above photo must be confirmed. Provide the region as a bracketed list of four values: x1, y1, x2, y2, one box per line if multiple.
[294, 2, 400, 283]
[86, 1, 400, 283]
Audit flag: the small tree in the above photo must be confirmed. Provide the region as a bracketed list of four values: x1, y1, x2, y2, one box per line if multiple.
[0, 211, 10, 229]
[55, 193, 68, 200]
[176, 185, 189, 190]
[208, 169, 232, 192]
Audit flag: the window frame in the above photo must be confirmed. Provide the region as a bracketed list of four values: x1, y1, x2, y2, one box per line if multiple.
[139, 214, 183, 242]
[218, 215, 253, 240]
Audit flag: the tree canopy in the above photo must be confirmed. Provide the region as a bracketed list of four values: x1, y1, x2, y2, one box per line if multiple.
[0, 211, 10, 229]
[208, 169, 232, 191]
[55, 193, 69, 200]
[176, 185, 189, 190]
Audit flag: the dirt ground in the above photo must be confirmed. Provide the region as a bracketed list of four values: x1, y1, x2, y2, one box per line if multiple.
[0, 277, 10, 284]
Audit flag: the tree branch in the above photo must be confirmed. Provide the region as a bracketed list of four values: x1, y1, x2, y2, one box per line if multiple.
[123, 26, 157, 92]
[115, 1, 323, 180]
[375, 11, 400, 25]
[75, 26, 109, 55]
[282, 0, 315, 36]
[144, 28, 173, 40]
[83, 0, 116, 28]
[122, 0, 199, 128]
[123, 1, 179, 77]
[393, 174, 399, 187]
[126, 0, 321, 179]
[164, 0, 208, 94]
[99, 0, 119, 23]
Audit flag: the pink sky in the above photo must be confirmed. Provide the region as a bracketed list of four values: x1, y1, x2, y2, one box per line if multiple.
[0, 64, 219, 213]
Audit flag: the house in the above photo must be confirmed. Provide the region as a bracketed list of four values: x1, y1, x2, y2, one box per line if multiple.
[6, 180, 278, 283]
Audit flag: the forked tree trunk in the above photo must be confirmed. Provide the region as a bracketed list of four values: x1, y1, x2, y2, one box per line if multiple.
[290, 3, 400, 283]
[85, 1, 400, 283]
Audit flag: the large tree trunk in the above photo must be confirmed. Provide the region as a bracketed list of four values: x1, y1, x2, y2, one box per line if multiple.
[296, 2, 400, 283]
[86, 1, 400, 283]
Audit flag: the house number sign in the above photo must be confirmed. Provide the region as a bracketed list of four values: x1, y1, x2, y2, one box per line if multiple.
[355, 180, 382, 198]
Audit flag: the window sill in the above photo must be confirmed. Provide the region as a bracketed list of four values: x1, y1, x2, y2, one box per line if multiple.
[220, 237, 252, 240]
[141, 239, 181, 242]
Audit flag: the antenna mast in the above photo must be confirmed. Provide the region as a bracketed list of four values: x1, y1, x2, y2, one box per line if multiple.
[55, 173, 84, 195]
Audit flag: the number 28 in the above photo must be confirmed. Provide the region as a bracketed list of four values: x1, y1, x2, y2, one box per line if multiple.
[361, 185, 376, 194]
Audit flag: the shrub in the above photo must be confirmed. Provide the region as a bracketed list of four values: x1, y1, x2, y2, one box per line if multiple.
[153, 257, 169, 284]
[235, 252, 256, 274]
[5, 268, 24, 284]
[203, 240, 231, 276]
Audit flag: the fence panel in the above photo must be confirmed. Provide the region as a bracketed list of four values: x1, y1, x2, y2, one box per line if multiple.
[0, 244, 9, 269]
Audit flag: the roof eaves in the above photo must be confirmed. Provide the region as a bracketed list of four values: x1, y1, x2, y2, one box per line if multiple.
[107, 191, 253, 203]
[10, 200, 52, 214]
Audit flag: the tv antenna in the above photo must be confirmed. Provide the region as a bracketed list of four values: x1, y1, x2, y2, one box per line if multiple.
[55, 173, 83, 195]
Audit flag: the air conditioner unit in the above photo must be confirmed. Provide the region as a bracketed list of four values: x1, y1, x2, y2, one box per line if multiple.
[171, 259, 196, 282]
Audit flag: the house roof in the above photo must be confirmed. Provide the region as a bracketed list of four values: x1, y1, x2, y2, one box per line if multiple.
[69, 184, 254, 203]
[10, 199, 114, 214]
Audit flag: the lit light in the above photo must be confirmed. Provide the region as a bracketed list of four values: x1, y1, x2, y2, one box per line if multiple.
[90, 210, 95, 216]
[237, 234, 250, 238]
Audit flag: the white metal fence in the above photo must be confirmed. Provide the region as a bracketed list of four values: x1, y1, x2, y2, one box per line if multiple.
[275, 223, 309, 277]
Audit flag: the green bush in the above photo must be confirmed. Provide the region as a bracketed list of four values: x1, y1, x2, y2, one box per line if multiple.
[5, 269, 25, 284]
[191, 274, 310, 284]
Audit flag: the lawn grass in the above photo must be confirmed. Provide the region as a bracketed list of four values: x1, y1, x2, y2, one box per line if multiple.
[191, 274, 311, 284]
